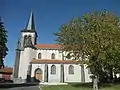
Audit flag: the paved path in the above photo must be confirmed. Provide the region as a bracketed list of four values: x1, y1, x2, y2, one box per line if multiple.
[1, 85, 42, 90]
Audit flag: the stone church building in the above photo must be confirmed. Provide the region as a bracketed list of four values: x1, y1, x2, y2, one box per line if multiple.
[13, 12, 92, 83]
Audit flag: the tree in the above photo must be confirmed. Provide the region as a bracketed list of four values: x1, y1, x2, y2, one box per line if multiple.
[0, 17, 8, 69]
[55, 17, 86, 83]
[55, 10, 120, 90]
[82, 10, 120, 90]
[102, 46, 120, 82]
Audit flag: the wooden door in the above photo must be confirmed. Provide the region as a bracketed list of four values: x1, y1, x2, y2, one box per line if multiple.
[35, 68, 42, 81]
[35, 73, 42, 80]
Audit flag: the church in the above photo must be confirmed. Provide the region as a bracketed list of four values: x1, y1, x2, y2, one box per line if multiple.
[12, 12, 92, 83]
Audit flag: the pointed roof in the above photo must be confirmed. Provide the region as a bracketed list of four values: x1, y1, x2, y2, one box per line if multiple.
[21, 12, 38, 37]
[25, 12, 35, 31]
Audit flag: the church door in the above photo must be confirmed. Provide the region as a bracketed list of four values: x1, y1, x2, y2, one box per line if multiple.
[35, 68, 42, 81]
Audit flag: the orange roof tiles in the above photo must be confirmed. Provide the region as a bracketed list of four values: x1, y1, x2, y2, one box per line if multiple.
[35, 44, 61, 49]
[31, 59, 77, 64]
[0, 67, 13, 74]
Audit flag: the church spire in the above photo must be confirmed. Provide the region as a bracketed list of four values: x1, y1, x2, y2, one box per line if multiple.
[25, 12, 35, 31]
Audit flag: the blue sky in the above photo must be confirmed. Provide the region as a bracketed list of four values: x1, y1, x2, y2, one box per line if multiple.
[0, 0, 120, 67]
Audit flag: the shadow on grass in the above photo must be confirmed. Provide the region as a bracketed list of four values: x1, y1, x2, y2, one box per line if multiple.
[69, 82, 93, 88]
[0, 82, 39, 89]
[69, 82, 120, 89]
[99, 82, 120, 88]
[0, 76, 41, 89]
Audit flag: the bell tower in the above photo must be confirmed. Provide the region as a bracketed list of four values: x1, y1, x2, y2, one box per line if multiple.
[13, 12, 37, 83]
[20, 12, 38, 49]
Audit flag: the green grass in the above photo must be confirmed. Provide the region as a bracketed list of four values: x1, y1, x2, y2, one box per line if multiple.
[42, 85, 91, 90]
[41, 83, 120, 90]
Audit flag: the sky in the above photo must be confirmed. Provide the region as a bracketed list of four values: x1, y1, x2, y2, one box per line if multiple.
[0, 0, 120, 67]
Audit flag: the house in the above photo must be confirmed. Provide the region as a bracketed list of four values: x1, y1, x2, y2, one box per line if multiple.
[0, 67, 13, 81]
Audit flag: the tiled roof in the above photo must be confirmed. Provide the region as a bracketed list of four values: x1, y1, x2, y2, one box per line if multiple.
[31, 59, 77, 64]
[0, 67, 13, 74]
[35, 44, 61, 49]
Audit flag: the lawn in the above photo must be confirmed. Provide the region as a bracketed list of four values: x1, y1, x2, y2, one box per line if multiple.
[41, 83, 120, 90]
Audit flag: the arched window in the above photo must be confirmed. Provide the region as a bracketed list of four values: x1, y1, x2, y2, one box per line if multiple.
[69, 65, 74, 74]
[24, 35, 28, 39]
[51, 53, 55, 59]
[28, 35, 32, 42]
[28, 35, 31, 38]
[23, 35, 28, 47]
[38, 53, 42, 59]
[51, 65, 56, 74]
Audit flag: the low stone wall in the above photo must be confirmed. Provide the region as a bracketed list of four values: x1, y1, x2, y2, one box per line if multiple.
[13, 78, 26, 83]
[40, 82, 68, 85]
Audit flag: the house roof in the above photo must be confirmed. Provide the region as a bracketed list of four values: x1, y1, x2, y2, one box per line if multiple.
[35, 44, 61, 49]
[31, 59, 77, 64]
[0, 67, 13, 74]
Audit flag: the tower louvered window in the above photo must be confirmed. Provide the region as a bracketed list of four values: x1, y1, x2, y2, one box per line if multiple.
[23, 35, 27, 47]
